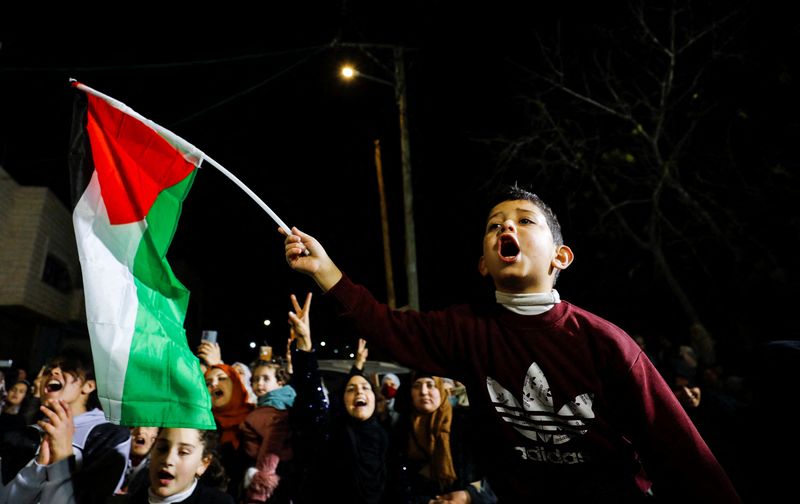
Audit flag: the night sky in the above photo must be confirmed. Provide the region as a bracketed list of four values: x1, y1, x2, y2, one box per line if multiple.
[2, 2, 798, 366]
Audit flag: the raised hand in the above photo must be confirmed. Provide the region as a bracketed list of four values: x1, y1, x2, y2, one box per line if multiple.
[33, 365, 46, 398]
[37, 399, 75, 465]
[284, 337, 294, 375]
[354, 338, 369, 370]
[279, 227, 342, 291]
[197, 341, 223, 367]
[289, 293, 313, 352]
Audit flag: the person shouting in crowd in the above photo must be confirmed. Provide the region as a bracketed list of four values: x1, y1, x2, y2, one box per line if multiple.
[203, 343, 253, 500]
[279, 184, 740, 502]
[0, 347, 130, 503]
[288, 293, 390, 504]
[117, 426, 159, 496]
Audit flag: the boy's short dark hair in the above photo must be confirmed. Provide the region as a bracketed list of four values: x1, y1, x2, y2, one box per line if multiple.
[46, 346, 100, 410]
[45, 346, 95, 381]
[485, 183, 564, 246]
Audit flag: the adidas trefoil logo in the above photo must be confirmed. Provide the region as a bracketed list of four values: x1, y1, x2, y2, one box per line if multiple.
[487, 362, 595, 445]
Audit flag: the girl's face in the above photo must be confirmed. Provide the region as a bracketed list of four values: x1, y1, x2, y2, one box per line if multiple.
[251, 366, 281, 397]
[343, 375, 375, 421]
[149, 428, 210, 498]
[205, 368, 232, 409]
[411, 377, 443, 414]
[6, 382, 29, 406]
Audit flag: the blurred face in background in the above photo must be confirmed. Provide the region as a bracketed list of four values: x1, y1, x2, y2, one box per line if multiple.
[344, 375, 375, 421]
[6, 382, 29, 407]
[411, 377, 443, 414]
[205, 368, 232, 409]
[130, 426, 159, 459]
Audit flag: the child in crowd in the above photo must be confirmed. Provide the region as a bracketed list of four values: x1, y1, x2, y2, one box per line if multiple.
[124, 428, 233, 504]
[280, 184, 740, 502]
[239, 360, 296, 503]
[0, 347, 131, 503]
[118, 426, 159, 495]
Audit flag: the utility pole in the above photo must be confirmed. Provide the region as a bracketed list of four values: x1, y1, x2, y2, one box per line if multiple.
[373, 139, 396, 309]
[393, 47, 419, 311]
[337, 43, 420, 311]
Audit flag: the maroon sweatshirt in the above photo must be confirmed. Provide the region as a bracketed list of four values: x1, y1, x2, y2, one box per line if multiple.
[327, 275, 740, 502]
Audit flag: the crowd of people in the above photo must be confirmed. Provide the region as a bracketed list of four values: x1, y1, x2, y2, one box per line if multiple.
[3, 184, 787, 502]
[0, 308, 492, 504]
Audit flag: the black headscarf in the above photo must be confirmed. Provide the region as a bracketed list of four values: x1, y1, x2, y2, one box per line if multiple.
[334, 370, 389, 504]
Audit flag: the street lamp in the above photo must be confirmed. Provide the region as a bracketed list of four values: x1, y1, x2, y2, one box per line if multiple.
[338, 49, 420, 311]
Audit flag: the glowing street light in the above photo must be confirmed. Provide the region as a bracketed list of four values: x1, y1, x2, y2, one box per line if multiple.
[338, 64, 394, 87]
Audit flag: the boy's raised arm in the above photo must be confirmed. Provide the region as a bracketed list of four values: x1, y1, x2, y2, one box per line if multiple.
[280, 227, 342, 292]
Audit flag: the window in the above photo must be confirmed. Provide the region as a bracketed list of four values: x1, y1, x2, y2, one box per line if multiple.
[42, 254, 71, 293]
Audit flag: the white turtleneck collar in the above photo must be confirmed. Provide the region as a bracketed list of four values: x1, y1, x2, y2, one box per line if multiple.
[148, 479, 198, 504]
[495, 289, 560, 315]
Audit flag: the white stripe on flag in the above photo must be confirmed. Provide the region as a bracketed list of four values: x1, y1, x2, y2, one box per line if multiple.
[73, 172, 145, 422]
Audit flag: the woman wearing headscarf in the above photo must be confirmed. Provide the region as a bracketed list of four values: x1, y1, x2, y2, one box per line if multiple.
[287, 293, 389, 504]
[387, 372, 496, 504]
[205, 362, 253, 500]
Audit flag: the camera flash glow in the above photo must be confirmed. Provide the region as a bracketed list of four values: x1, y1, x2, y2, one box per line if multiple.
[263, 319, 271, 326]
[320, 341, 327, 347]
[249, 342, 256, 349]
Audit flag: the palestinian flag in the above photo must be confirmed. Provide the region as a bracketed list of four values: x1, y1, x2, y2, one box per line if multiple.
[69, 81, 214, 428]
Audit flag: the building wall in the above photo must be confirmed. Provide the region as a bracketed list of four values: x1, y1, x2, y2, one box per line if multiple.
[0, 166, 83, 323]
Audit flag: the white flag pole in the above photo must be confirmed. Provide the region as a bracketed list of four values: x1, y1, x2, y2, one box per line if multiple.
[202, 156, 291, 234]
[71, 79, 295, 236]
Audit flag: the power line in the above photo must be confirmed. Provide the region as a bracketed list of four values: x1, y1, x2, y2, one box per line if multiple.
[0, 44, 331, 73]
[169, 45, 330, 127]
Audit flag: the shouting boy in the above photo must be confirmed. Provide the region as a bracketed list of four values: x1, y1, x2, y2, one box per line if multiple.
[0, 347, 130, 504]
[280, 185, 740, 502]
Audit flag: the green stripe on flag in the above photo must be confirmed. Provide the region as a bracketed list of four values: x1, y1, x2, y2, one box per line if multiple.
[121, 171, 215, 428]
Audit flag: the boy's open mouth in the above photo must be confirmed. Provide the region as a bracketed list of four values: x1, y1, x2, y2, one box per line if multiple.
[498, 235, 520, 262]
[45, 380, 64, 393]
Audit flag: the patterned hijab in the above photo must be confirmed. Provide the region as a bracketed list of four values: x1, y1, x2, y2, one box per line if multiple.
[207, 363, 253, 449]
[407, 375, 457, 488]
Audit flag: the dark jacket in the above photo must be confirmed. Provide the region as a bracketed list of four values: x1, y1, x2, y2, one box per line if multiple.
[290, 348, 389, 504]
